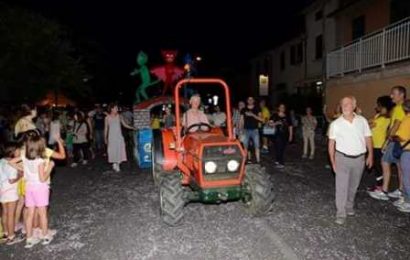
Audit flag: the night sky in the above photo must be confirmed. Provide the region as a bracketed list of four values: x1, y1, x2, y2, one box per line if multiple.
[6, 0, 309, 101]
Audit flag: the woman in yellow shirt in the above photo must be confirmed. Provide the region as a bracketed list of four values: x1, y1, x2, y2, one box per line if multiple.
[367, 96, 392, 192]
[394, 99, 410, 212]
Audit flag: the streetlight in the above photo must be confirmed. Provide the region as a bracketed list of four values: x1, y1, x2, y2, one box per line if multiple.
[196, 56, 202, 62]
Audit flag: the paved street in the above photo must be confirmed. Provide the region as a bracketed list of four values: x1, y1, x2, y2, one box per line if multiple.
[1, 143, 409, 260]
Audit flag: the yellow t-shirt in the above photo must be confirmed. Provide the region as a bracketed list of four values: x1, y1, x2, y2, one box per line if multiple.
[390, 103, 405, 128]
[261, 107, 271, 122]
[396, 115, 410, 150]
[151, 118, 161, 129]
[371, 115, 390, 148]
[259, 107, 271, 128]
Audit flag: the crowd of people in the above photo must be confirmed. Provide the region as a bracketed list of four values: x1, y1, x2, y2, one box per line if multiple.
[177, 86, 410, 225]
[0, 103, 136, 248]
[0, 84, 409, 248]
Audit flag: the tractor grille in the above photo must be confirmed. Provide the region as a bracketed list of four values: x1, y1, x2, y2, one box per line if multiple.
[202, 145, 243, 181]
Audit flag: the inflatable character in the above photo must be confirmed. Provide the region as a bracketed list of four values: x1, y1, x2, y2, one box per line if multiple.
[130, 51, 160, 103]
[150, 50, 184, 96]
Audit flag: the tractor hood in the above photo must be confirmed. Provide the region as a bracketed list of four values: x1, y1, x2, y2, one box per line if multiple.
[184, 132, 235, 147]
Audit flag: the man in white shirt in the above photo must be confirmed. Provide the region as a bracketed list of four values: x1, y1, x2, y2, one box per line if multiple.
[328, 96, 373, 225]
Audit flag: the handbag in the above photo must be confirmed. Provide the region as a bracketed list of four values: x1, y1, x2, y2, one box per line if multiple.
[392, 139, 410, 159]
[262, 125, 276, 136]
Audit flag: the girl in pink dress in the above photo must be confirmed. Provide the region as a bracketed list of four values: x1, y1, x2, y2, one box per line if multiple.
[104, 104, 135, 172]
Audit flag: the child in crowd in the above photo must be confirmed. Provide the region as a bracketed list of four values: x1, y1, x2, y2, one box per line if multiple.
[9, 135, 56, 248]
[0, 142, 24, 245]
[12, 130, 65, 246]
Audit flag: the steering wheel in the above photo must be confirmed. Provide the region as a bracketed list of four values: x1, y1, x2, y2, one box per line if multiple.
[185, 122, 213, 134]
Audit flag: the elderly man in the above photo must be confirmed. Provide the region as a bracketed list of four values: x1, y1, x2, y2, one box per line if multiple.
[328, 96, 373, 225]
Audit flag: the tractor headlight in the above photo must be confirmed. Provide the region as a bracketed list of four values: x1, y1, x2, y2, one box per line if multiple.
[227, 160, 240, 172]
[204, 161, 217, 174]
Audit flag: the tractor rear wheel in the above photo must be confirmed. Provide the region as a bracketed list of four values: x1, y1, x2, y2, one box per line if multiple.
[159, 173, 185, 226]
[242, 165, 274, 216]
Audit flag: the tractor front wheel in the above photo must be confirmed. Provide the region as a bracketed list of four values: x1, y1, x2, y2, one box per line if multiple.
[242, 165, 274, 216]
[159, 173, 185, 226]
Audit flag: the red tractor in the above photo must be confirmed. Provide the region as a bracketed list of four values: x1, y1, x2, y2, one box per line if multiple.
[152, 78, 274, 226]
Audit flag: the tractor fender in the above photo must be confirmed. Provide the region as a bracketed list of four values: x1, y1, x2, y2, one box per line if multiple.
[153, 128, 177, 171]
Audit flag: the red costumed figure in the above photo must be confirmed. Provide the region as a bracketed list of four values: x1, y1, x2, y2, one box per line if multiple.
[151, 50, 184, 96]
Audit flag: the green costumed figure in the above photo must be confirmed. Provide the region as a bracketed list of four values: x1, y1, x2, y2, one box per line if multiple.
[130, 51, 160, 103]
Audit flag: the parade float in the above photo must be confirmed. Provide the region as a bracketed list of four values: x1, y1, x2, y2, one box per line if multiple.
[130, 50, 184, 169]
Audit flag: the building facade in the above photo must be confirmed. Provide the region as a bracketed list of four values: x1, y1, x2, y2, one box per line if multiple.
[326, 0, 410, 117]
[250, 0, 339, 109]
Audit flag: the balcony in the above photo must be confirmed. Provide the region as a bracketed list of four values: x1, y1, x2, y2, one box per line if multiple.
[327, 17, 410, 78]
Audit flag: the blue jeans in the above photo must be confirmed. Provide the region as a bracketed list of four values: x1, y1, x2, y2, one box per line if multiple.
[400, 151, 410, 202]
[95, 129, 105, 150]
[242, 129, 260, 149]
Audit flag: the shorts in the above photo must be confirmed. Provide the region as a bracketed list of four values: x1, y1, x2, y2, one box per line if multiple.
[242, 129, 260, 149]
[0, 187, 18, 203]
[25, 183, 50, 207]
[382, 142, 400, 164]
[17, 179, 26, 197]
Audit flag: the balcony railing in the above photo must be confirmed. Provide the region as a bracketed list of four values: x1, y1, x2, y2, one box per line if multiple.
[327, 17, 410, 78]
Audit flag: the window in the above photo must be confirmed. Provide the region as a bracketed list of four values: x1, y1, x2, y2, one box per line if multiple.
[296, 42, 303, 63]
[290, 45, 296, 65]
[315, 35, 323, 59]
[280, 51, 285, 71]
[315, 10, 323, 21]
[352, 15, 365, 40]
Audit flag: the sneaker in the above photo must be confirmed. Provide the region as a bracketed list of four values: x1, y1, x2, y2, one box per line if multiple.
[25, 237, 40, 248]
[325, 164, 331, 169]
[41, 234, 54, 245]
[274, 161, 280, 165]
[302, 154, 307, 159]
[309, 155, 314, 160]
[70, 162, 78, 168]
[261, 148, 269, 154]
[368, 190, 389, 201]
[113, 163, 121, 172]
[346, 210, 355, 216]
[335, 217, 346, 225]
[388, 189, 402, 199]
[82, 160, 88, 165]
[246, 160, 253, 165]
[275, 164, 285, 169]
[397, 202, 410, 213]
[6, 234, 25, 245]
[393, 197, 405, 207]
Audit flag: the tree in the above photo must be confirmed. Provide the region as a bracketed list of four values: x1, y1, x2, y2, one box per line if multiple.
[0, 3, 90, 104]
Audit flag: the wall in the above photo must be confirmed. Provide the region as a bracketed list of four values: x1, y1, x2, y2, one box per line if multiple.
[325, 64, 410, 118]
[305, 0, 339, 79]
[338, 0, 390, 46]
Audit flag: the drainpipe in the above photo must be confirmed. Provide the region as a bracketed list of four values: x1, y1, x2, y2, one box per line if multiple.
[321, 0, 327, 106]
